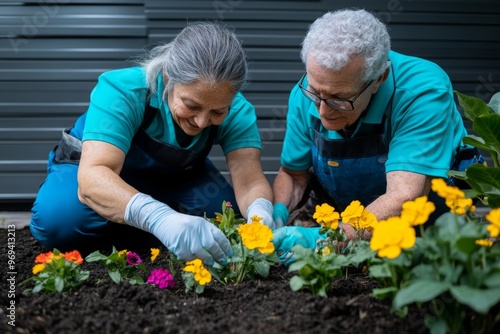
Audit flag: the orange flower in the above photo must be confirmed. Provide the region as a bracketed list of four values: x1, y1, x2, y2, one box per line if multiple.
[63, 250, 84, 265]
[35, 251, 54, 264]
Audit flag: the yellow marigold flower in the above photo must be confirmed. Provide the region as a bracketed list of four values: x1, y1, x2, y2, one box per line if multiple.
[118, 249, 128, 257]
[341, 200, 364, 224]
[183, 259, 212, 286]
[446, 197, 474, 215]
[486, 208, 500, 238]
[251, 215, 263, 223]
[348, 209, 378, 231]
[150, 248, 160, 263]
[431, 178, 464, 200]
[183, 259, 202, 273]
[313, 203, 340, 229]
[32, 263, 45, 275]
[475, 239, 493, 247]
[194, 267, 212, 286]
[370, 216, 416, 259]
[237, 221, 275, 254]
[321, 247, 331, 256]
[401, 196, 435, 226]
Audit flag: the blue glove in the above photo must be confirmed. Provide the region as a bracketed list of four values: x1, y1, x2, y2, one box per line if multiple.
[246, 198, 275, 229]
[124, 193, 233, 266]
[272, 226, 325, 265]
[272, 202, 289, 229]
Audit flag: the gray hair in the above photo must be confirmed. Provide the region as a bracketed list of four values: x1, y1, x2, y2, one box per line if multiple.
[301, 9, 391, 82]
[139, 22, 248, 94]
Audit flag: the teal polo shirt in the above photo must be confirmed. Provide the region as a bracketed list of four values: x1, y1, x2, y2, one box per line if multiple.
[281, 51, 468, 178]
[82, 67, 261, 155]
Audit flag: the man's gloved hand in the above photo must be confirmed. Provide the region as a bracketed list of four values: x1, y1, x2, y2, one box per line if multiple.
[124, 193, 233, 266]
[246, 198, 275, 229]
[272, 202, 289, 229]
[272, 226, 325, 265]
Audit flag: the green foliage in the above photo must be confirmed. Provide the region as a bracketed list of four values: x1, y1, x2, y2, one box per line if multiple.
[208, 201, 279, 285]
[371, 212, 500, 334]
[20, 249, 89, 294]
[288, 240, 375, 297]
[85, 247, 146, 285]
[449, 91, 500, 207]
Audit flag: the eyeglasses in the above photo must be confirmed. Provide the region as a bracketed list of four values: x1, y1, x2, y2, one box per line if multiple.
[298, 73, 374, 111]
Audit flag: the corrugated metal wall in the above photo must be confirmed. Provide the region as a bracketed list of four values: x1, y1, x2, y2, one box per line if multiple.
[1, 0, 499, 208]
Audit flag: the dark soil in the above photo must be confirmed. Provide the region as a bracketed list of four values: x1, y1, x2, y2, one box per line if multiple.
[1, 227, 430, 334]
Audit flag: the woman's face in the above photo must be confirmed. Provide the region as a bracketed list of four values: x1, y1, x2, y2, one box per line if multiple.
[166, 80, 235, 136]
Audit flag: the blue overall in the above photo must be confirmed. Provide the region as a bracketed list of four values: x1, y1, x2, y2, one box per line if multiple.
[30, 100, 238, 252]
[311, 118, 389, 212]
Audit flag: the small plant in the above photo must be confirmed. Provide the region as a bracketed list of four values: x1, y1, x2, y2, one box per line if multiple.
[20, 249, 89, 294]
[449, 91, 500, 207]
[182, 202, 279, 293]
[182, 259, 212, 294]
[369, 179, 500, 334]
[85, 247, 146, 285]
[288, 201, 377, 297]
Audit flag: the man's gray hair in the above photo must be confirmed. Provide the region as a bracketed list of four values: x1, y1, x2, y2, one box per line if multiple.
[139, 22, 248, 94]
[301, 9, 391, 81]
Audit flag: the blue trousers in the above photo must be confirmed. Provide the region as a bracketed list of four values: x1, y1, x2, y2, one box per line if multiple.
[30, 151, 238, 254]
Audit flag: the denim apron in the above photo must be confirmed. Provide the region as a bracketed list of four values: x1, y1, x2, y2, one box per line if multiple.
[311, 117, 389, 212]
[118, 100, 218, 189]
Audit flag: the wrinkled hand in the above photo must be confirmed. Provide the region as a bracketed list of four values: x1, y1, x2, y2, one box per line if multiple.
[246, 198, 275, 229]
[125, 193, 233, 266]
[271, 226, 325, 265]
[272, 202, 289, 229]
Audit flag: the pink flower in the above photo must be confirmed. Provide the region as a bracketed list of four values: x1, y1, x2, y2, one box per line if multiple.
[226, 201, 232, 208]
[147, 268, 175, 289]
[126, 252, 142, 266]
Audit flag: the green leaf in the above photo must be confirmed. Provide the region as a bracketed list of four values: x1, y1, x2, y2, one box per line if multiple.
[372, 287, 398, 300]
[54, 276, 64, 293]
[455, 90, 491, 121]
[450, 285, 500, 314]
[411, 264, 436, 280]
[463, 136, 499, 161]
[253, 260, 271, 278]
[465, 165, 500, 197]
[424, 316, 448, 334]
[368, 263, 392, 279]
[484, 272, 500, 288]
[393, 280, 449, 309]
[290, 275, 306, 292]
[473, 115, 500, 151]
[85, 250, 108, 262]
[488, 92, 500, 114]
[108, 270, 122, 284]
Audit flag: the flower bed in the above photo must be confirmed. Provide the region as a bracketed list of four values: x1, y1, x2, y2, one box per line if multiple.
[1, 227, 431, 334]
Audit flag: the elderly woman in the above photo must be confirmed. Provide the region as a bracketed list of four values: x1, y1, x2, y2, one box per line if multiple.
[30, 22, 274, 265]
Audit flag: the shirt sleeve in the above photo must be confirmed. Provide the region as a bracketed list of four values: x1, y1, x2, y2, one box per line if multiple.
[386, 63, 467, 178]
[280, 83, 315, 171]
[82, 68, 147, 154]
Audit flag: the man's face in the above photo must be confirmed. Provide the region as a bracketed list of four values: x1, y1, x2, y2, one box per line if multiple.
[305, 55, 378, 131]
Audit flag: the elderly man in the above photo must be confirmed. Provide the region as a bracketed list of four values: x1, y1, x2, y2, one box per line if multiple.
[271, 8, 481, 264]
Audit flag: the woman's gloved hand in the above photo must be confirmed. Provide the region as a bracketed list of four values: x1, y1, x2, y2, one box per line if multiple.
[246, 198, 275, 229]
[272, 202, 289, 229]
[124, 193, 233, 266]
[271, 226, 325, 265]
